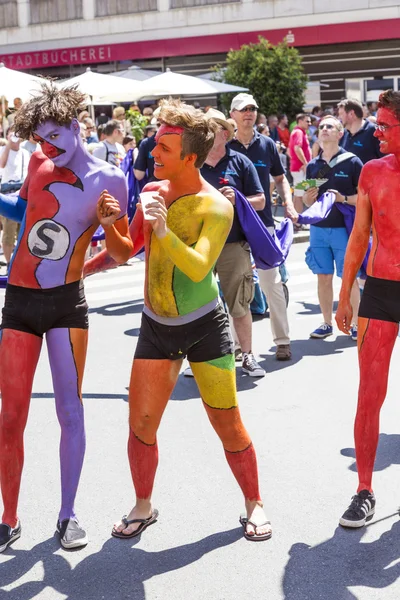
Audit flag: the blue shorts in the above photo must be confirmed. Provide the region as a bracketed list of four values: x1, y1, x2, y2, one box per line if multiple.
[305, 226, 348, 277]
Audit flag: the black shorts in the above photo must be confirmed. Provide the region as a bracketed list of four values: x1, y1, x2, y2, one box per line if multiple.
[358, 276, 400, 323]
[1, 281, 89, 338]
[134, 304, 234, 362]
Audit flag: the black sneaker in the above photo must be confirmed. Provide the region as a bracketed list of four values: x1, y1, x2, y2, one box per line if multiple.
[242, 353, 266, 377]
[57, 518, 89, 549]
[0, 521, 21, 553]
[339, 489, 376, 528]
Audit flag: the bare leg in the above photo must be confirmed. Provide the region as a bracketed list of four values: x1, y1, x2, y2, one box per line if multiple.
[47, 328, 88, 522]
[355, 317, 398, 492]
[317, 273, 334, 324]
[0, 329, 42, 527]
[113, 358, 181, 536]
[232, 311, 253, 354]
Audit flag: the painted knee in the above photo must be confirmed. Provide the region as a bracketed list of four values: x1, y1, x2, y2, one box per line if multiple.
[0, 409, 26, 442]
[56, 401, 84, 433]
[129, 411, 159, 445]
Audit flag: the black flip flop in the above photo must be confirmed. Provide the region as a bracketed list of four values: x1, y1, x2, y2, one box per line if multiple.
[111, 509, 159, 539]
[239, 515, 272, 542]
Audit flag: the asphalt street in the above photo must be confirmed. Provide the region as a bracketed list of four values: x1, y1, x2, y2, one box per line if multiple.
[1, 241, 400, 600]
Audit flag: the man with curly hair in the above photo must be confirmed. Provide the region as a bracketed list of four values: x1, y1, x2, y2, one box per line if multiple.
[336, 90, 400, 528]
[0, 82, 133, 552]
[85, 100, 272, 543]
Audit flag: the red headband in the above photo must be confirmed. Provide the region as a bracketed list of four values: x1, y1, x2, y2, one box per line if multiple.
[156, 124, 184, 141]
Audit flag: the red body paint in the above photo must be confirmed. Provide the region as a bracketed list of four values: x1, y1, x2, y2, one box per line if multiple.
[225, 444, 261, 501]
[128, 429, 158, 500]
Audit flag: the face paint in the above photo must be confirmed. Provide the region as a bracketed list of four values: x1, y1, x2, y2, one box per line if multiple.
[375, 107, 400, 156]
[155, 124, 184, 142]
[34, 119, 80, 168]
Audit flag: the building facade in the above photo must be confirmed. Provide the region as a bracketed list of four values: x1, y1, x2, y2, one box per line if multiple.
[1, 0, 400, 105]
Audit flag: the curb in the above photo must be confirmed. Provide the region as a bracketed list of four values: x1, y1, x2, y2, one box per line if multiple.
[293, 232, 309, 244]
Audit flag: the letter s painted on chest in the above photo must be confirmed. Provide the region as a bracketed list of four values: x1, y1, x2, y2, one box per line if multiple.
[28, 219, 70, 260]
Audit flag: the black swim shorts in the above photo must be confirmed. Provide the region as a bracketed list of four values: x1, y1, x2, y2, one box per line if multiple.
[1, 281, 89, 338]
[358, 276, 400, 323]
[134, 303, 234, 362]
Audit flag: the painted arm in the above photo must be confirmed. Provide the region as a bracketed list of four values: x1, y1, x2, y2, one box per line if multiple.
[150, 195, 233, 283]
[336, 172, 372, 334]
[0, 193, 26, 222]
[83, 209, 144, 277]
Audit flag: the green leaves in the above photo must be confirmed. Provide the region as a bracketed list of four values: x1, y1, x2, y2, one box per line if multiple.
[217, 37, 307, 118]
[126, 109, 150, 144]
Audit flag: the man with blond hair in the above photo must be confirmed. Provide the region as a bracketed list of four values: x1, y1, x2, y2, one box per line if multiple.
[85, 99, 272, 542]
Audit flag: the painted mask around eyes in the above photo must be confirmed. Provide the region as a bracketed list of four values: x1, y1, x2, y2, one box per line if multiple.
[33, 119, 80, 167]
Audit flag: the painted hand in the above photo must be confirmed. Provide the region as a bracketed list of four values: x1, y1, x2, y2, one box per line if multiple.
[145, 194, 169, 238]
[97, 190, 121, 227]
[335, 298, 353, 335]
[219, 186, 236, 205]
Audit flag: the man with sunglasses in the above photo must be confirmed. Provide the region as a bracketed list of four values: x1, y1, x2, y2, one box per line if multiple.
[302, 116, 363, 340]
[336, 90, 400, 528]
[229, 93, 297, 362]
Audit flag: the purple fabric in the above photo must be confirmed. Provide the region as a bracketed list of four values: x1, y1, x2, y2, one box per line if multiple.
[298, 192, 371, 277]
[234, 189, 293, 269]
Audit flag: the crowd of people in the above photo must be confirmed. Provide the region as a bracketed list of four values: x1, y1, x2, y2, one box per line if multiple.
[0, 82, 398, 553]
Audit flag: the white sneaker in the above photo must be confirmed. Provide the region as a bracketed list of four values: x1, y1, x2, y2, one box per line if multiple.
[242, 353, 266, 377]
[183, 366, 194, 377]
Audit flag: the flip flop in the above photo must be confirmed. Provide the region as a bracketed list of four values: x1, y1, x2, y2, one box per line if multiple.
[111, 509, 159, 539]
[239, 515, 272, 542]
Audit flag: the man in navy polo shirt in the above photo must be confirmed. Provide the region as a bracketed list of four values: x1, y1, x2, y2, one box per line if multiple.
[303, 115, 363, 340]
[338, 98, 383, 164]
[134, 128, 157, 183]
[185, 108, 266, 377]
[229, 93, 298, 361]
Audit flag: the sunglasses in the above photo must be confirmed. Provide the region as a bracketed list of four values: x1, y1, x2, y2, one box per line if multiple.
[238, 106, 257, 113]
[318, 123, 337, 131]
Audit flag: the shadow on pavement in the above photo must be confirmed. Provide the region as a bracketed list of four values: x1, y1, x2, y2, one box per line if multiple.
[170, 369, 261, 401]
[0, 527, 241, 600]
[296, 300, 338, 317]
[89, 299, 144, 317]
[259, 335, 355, 374]
[31, 392, 129, 403]
[282, 520, 400, 600]
[341, 433, 400, 473]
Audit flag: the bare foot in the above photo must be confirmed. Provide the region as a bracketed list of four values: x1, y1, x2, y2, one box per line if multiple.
[113, 501, 153, 536]
[244, 500, 272, 539]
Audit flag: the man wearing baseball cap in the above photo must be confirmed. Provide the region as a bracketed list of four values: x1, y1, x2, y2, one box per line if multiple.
[184, 108, 267, 377]
[229, 93, 297, 361]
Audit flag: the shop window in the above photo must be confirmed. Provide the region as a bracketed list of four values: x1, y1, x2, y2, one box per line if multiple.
[364, 78, 394, 102]
[30, 0, 83, 24]
[171, 0, 239, 6]
[0, 0, 18, 28]
[96, 0, 157, 16]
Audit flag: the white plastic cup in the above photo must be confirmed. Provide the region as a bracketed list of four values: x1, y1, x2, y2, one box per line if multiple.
[140, 191, 158, 221]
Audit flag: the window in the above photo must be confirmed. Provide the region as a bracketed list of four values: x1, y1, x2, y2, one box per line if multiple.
[0, 0, 18, 28]
[96, 0, 157, 16]
[171, 0, 239, 7]
[30, 0, 83, 24]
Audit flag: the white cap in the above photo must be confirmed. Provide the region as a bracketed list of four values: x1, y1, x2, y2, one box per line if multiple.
[204, 108, 235, 141]
[230, 93, 259, 112]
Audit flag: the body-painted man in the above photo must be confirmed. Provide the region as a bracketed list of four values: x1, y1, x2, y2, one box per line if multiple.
[0, 83, 133, 552]
[85, 100, 271, 541]
[336, 90, 400, 527]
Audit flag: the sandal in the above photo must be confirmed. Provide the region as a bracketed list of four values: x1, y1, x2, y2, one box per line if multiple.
[111, 509, 159, 539]
[239, 515, 272, 542]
